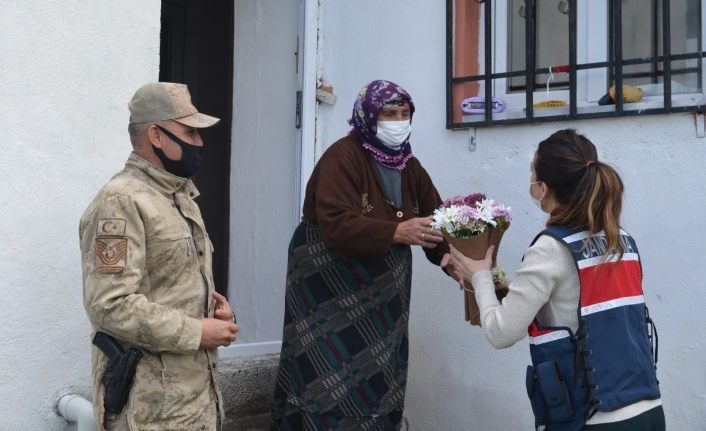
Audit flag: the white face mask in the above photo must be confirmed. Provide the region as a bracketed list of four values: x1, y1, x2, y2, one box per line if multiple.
[529, 181, 546, 212]
[376, 120, 411, 149]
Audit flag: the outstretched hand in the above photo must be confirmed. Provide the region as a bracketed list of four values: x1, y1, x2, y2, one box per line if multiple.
[393, 215, 444, 248]
[441, 253, 465, 289]
[448, 245, 495, 282]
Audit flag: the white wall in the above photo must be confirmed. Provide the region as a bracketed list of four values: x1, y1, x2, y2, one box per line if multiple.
[0, 1, 161, 429]
[230, 0, 301, 345]
[0, 0, 302, 425]
[2, 0, 703, 429]
[317, 1, 706, 429]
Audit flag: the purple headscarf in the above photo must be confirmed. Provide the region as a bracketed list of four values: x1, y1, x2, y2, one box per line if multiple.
[349, 80, 416, 170]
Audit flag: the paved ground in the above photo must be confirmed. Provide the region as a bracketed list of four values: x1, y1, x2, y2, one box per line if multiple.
[223, 414, 411, 430]
[223, 412, 270, 431]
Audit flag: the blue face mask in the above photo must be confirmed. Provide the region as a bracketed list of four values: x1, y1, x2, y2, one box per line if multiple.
[154, 125, 203, 178]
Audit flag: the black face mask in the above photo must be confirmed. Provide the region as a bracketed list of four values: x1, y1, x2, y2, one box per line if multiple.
[153, 125, 203, 178]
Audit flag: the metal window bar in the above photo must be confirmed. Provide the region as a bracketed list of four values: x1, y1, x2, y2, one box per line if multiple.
[699, 0, 704, 93]
[446, 0, 706, 129]
[484, 0, 493, 122]
[612, 0, 624, 113]
[452, 52, 706, 84]
[525, 0, 536, 122]
[446, 0, 453, 129]
[663, 0, 672, 110]
[653, 0, 660, 85]
[569, 0, 577, 117]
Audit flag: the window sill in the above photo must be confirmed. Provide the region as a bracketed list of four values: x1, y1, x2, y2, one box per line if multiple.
[460, 93, 706, 123]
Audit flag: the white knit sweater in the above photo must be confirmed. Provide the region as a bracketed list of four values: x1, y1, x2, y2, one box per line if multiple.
[470, 234, 661, 425]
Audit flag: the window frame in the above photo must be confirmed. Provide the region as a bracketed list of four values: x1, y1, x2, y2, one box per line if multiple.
[446, 0, 706, 129]
[492, 1, 598, 106]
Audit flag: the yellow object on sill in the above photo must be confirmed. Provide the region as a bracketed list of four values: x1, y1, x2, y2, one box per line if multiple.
[609, 85, 643, 103]
[533, 99, 567, 109]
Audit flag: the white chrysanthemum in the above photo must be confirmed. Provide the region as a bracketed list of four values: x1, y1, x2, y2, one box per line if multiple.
[475, 199, 498, 227]
[432, 205, 461, 234]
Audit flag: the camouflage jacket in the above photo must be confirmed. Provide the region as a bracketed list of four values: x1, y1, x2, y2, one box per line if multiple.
[80, 153, 223, 430]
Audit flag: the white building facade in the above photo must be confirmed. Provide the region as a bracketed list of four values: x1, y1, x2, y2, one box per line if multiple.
[1, 0, 704, 429]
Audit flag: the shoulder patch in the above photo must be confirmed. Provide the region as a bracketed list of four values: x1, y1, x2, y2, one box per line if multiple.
[95, 238, 128, 273]
[97, 218, 126, 236]
[94, 218, 128, 273]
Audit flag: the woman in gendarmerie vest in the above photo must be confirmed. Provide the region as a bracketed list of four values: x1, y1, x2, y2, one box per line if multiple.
[445, 129, 664, 431]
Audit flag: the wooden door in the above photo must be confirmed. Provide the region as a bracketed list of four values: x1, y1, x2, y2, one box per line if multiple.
[160, 0, 234, 295]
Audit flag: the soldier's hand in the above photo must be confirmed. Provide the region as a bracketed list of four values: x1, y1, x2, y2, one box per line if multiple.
[212, 292, 236, 323]
[200, 318, 239, 349]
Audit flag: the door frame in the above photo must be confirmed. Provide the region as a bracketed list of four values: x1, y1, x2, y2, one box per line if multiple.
[297, 0, 320, 212]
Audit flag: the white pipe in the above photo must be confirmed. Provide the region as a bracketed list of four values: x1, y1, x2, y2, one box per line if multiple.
[57, 394, 97, 431]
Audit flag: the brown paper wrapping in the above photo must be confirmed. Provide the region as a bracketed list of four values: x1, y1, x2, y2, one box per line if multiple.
[445, 226, 509, 326]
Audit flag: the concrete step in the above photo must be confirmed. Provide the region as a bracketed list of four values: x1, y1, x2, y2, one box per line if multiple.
[223, 412, 270, 431]
[219, 354, 278, 430]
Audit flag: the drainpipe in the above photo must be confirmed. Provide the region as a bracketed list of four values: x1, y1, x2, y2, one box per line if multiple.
[57, 394, 97, 431]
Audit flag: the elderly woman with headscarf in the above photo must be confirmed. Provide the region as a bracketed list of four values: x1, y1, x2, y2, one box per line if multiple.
[270, 80, 458, 431]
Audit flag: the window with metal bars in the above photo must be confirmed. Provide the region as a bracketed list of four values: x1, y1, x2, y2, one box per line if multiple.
[446, 0, 705, 129]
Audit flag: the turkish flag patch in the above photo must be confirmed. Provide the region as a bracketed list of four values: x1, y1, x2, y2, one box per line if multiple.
[94, 218, 128, 273]
[97, 218, 126, 236]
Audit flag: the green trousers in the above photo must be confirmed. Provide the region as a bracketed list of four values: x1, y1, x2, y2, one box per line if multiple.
[582, 405, 665, 431]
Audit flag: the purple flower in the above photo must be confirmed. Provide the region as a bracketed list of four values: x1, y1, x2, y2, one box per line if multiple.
[443, 195, 467, 207]
[434, 192, 511, 238]
[457, 206, 475, 225]
[493, 208, 511, 221]
[463, 193, 487, 207]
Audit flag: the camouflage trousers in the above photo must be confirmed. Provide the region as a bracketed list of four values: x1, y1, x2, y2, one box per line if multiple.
[104, 410, 129, 431]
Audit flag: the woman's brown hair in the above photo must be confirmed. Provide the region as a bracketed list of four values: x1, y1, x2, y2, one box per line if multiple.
[534, 129, 625, 257]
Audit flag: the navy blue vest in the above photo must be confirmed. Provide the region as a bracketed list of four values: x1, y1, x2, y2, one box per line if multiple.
[525, 226, 660, 431]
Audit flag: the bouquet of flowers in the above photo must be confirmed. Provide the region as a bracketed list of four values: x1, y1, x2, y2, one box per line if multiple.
[432, 193, 511, 326]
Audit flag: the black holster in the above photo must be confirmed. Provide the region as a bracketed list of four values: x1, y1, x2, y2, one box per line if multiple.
[92, 331, 142, 414]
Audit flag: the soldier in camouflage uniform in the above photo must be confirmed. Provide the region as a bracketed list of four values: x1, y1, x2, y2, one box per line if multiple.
[80, 82, 238, 431]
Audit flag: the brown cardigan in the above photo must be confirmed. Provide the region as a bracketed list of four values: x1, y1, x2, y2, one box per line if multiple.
[302, 134, 449, 263]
